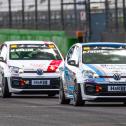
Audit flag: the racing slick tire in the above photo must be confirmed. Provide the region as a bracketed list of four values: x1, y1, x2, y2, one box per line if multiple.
[59, 80, 70, 104]
[73, 82, 85, 106]
[1, 77, 11, 98]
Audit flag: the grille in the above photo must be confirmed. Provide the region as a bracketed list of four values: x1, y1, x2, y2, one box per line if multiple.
[85, 82, 126, 96]
[11, 77, 60, 89]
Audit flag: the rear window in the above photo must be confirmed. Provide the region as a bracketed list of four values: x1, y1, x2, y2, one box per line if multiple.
[10, 44, 62, 60]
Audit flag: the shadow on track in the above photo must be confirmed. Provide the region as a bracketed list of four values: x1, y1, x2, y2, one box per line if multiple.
[0, 92, 59, 99]
[12, 94, 59, 99]
[84, 102, 126, 107]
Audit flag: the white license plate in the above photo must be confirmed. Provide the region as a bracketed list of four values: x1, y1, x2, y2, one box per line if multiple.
[32, 80, 50, 85]
[108, 86, 126, 92]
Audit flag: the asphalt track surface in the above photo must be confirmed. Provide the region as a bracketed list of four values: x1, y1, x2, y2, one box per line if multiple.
[0, 94, 126, 126]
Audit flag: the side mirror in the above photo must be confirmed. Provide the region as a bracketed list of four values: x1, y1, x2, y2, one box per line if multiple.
[68, 60, 78, 67]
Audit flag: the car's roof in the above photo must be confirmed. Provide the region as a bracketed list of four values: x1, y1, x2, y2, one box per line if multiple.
[4, 41, 54, 45]
[77, 42, 126, 47]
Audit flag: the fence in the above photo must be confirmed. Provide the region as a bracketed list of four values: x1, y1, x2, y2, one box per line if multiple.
[0, 0, 86, 31]
[0, 0, 126, 41]
[105, 0, 126, 32]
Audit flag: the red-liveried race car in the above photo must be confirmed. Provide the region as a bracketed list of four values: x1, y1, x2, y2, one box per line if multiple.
[0, 41, 64, 98]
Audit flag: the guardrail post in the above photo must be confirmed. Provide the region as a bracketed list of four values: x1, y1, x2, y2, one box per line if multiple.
[74, 0, 77, 29]
[115, 0, 119, 31]
[105, 0, 109, 31]
[61, 0, 64, 30]
[35, 0, 38, 29]
[86, 0, 91, 41]
[22, 0, 25, 28]
[48, 0, 51, 30]
[123, 0, 126, 31]
[8, 0, 12, 28]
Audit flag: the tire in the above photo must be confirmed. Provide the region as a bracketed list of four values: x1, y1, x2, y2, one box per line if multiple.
[59, 80, 70, 104]
[73, 82, 85, 106]
[1, 77, 11, 98]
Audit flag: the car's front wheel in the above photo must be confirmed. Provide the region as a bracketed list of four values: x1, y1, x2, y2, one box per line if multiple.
[59, 80, 70, 104]
[1, 77, 11, 98]
[73, 82, 85, 106]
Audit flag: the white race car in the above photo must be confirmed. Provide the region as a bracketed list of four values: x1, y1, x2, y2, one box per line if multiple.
[59, 42, 126, 106]
[0, 41, 64, 98]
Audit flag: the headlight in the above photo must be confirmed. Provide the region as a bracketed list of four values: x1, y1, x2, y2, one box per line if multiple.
[9, 66, 23, 74]
[82, 70, 99, 79]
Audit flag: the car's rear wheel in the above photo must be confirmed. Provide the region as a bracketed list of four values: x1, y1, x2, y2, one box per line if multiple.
[59, 80, 70, 104]
[1, 77, 11, 98]
[73, 82, 85, 106]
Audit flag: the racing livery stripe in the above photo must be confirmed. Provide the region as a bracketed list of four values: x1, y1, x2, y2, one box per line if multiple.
[67, 86, 74, 91]
[85, 64, 105, 81]
[47, 60, 62, 72]
[93, 64, 109, 81]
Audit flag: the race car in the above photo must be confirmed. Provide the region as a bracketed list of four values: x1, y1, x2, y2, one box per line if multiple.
[59, 42, 126, 106]
[0, 41, 64, 98]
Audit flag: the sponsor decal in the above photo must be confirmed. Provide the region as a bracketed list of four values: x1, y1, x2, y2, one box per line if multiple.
[10, 44, 17, 48]
[83, 50, 105, 53]
[83, 47, 90, 51]
[11, 48, 33, 52]
[30, 63, 45, 68]
[48, 44, 55, 48]
[67, 86, 74, 91]
[101, 64, 126, 71]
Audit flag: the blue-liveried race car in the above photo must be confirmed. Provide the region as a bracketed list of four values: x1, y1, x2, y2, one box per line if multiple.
[59, 42, 126, 106]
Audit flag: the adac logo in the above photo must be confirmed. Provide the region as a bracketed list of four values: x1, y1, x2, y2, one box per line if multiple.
[113, 73, 121, 80]
[36, 69, 43, 75]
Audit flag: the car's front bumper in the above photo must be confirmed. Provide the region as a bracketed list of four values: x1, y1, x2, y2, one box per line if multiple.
[9, 76, 60, 93]
[81, 82, 126, 101]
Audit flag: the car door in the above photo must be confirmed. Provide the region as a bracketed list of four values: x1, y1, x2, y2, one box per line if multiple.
[0, 44, 7, 86]
[64, 45, 80, 94]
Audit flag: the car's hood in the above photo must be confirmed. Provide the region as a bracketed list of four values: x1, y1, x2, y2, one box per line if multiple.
[82, 64, 126, 82]
[7, 60, 63, 72]
[82, 64, 126, 76]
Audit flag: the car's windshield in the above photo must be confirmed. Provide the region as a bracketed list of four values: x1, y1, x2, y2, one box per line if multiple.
[82, 46, 126, 64]
[10, 44, 62, 60]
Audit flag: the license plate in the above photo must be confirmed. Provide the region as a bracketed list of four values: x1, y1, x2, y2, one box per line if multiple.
[108, 86, 126, 92]
[32, 80, 50, 85]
